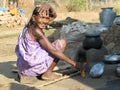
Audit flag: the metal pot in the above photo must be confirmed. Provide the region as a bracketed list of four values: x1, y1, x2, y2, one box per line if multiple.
[116, 64, 120, 77]
[89, 62, 105, 78]
[99, 7, 116, 27]
[113, 15, 120, 25]
[104, 54, 120, 64]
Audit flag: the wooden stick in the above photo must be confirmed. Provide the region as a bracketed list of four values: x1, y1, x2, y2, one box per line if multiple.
[37, 71, 80, 88]
[11, 65, 72, 73]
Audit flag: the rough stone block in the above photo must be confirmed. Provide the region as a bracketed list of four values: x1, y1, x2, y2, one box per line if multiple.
[86, 46, 108, 69]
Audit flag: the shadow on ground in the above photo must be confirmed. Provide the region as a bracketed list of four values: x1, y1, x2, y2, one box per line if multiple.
[0, 61, 18, 81]
[10, 83, 39, 90]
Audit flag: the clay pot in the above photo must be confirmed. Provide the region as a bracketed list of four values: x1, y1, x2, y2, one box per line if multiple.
[83, 34, 103, 50]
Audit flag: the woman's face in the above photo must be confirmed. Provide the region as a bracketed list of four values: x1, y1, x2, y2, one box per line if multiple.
[34, 15, 51, 29]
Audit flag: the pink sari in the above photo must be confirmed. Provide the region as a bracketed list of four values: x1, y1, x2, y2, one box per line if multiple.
[15, 27, 62, 76]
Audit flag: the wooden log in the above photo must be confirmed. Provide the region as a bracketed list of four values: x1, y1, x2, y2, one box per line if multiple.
[0, 12, 10, 16]
[0, 15, 12, 20]
[0, 21, 6, 25]
[0, 14, 11, 17]
[0, 12, 5, 16]
[11, 64, 72, 73]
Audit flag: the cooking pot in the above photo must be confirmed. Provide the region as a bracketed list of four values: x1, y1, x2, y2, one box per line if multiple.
[83, 34, 103, 50]
[89, 62, 105, 78]
[116, 64, 120, 77]
[113, 15, 120, 25]
[104, 54, 120, 64]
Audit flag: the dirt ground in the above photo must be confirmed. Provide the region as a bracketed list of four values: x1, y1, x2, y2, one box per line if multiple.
[0, 12, 120, 90]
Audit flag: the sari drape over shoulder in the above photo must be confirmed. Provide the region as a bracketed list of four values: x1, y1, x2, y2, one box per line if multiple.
[15, 27, 54, 76]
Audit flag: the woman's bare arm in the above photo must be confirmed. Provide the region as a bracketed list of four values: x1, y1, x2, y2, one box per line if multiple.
[35, 28, 76, 67]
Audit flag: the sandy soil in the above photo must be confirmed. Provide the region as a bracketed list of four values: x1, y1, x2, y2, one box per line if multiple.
[0, 12, 120, 90]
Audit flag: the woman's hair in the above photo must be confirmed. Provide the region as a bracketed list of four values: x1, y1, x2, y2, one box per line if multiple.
[26, 3, 56, 28]
[26, 7, 39, 28]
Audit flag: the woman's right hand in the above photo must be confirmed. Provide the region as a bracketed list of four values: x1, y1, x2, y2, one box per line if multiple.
[75, 62, 87, 71]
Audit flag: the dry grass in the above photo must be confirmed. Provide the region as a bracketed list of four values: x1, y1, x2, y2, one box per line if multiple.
[55, 11, 99, 23]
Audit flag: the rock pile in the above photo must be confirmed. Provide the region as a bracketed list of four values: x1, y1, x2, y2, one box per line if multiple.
[49, 18, 101, 60]
[49, 17, 120, 64]
[101, 24, 120, 54]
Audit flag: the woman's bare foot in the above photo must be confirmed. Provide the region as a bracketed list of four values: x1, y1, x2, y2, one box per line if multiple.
[41, 72, 63, 81]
